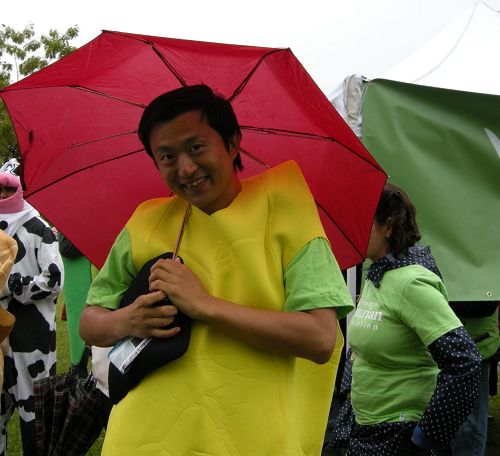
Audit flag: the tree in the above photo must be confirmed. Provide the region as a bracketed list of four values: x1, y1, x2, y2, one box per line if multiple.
[0, 23, 79, 163]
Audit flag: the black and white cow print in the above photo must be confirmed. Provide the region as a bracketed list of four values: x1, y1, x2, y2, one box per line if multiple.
[0, 212, 63, 455]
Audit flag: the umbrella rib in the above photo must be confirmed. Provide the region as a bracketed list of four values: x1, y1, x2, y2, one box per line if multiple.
[315, 200, 365, 260]
[103, 30, 186, 86]
[70, 130, 137, 148]
[24, 147, 146, 198]
[241, 125, 381, 170]
[241, 125, 329, 140]
[71, 86, 146, 107]
[148, 43, 187, 86]
[3, 84, 147, 109]
[239, 147, 271, 168]
[228, 48, 288, 102]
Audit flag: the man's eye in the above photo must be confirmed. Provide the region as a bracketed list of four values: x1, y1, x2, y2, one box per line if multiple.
[190, 144, 204, 153]
[161, 153, 175, 162]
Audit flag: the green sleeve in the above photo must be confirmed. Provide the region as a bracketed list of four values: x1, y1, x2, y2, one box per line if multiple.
[399, 271, 462, 347]
[284, 237, 354, 319]
[86, 228, 138, 310]
[462, 308, 500, 359]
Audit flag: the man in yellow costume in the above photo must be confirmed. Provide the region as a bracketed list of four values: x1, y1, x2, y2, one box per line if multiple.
[80, 85, 354, 455]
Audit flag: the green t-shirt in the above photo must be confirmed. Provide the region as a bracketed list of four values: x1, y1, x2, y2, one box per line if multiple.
[461, 308, 500, 360]
[348, 265, 462, 425]
[87, 231, 354, 319]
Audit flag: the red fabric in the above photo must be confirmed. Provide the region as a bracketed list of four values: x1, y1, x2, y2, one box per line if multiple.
[0, 30, 386, 269]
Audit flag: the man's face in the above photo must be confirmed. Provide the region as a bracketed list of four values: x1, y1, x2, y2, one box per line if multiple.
[150, 110, 241, 214]
[0, 185, 16, 199]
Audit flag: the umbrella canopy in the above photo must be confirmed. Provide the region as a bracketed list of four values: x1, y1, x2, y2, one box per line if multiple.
[0, 30, 386, 269]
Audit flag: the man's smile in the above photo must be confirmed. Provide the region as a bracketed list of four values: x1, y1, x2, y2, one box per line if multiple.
[182, 176, 208, 190]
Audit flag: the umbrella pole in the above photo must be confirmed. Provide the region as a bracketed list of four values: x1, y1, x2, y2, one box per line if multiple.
[172, 203, 191, 260]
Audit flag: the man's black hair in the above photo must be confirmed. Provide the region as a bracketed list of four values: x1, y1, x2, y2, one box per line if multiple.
[138, 84, 243, 171]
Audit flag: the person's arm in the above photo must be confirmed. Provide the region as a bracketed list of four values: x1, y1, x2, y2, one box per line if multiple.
[58, 232, 83, 258]
[149, 257, 338, 364]
[6, 223, 63, 303]
[411, 326, 481, 449]
[79, 292, 181, 347]
[79, 228, 183, 347]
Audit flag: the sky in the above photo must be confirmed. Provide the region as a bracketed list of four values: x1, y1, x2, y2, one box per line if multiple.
[2, 0, 499, 95]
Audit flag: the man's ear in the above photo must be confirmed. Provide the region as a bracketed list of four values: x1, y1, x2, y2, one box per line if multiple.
[228, 133, 241, 157]
[385, 216, 393, 238]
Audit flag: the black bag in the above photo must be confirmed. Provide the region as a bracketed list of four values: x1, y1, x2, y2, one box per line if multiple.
[107, 252, 191, 404]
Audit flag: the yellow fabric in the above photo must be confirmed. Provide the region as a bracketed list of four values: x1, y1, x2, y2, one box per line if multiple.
[0, 230, 17, 342]
[103, 161, 344, 456]
[0, 230, 17, 293]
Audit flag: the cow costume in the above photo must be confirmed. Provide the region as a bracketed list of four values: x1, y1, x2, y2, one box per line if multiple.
[0, 160, 63, 455]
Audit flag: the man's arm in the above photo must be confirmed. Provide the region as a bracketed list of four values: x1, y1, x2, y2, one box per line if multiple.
[79, 291, 181, 347]
[149, 258, 338, 364]
[78, 227, 184, 347]
[197, 299, 337, 364]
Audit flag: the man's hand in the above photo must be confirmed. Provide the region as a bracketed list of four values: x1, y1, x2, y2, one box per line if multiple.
[149, 259, 211, 319]
[79, 291, 182, 347]
[121, 290, 181, 339]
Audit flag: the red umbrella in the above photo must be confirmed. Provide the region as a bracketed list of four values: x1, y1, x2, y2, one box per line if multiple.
[0, 30, 386, 269]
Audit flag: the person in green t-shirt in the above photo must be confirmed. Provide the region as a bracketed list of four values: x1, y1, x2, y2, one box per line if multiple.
[346, 183, 481, 455]
[58, 232, 92, 376]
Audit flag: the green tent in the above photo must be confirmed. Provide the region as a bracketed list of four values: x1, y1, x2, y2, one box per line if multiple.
[333, 76, 500, 301]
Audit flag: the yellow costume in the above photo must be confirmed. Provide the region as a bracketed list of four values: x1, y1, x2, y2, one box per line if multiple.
[0, 231, 17, 392]
[93, 162, 349, 455]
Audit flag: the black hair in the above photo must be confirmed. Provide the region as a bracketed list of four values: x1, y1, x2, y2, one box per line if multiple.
[138, 84, 243, 171]
[374, 182, 421, 254]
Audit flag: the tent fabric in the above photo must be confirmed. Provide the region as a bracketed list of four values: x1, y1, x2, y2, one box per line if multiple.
[382, 1, 500, 96]
[329, 76, 366, 138]
[353, 78, 500, 301]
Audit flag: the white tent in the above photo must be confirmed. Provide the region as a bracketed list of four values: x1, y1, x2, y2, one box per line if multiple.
[382, 1, 500, 96]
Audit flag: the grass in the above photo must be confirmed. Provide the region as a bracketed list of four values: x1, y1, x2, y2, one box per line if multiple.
[4, 296, 500, 455]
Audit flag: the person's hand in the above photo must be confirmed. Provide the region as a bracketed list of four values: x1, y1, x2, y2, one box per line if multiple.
[119, 290, 181, 339]
[149, 258, 211, 319]
[7, 273, 23, 295]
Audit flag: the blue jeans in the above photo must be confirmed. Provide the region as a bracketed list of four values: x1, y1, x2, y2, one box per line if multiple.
[450, 359, 490, 456]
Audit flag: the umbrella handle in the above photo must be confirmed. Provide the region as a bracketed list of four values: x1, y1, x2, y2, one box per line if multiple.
[172, 203, 191, 260]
